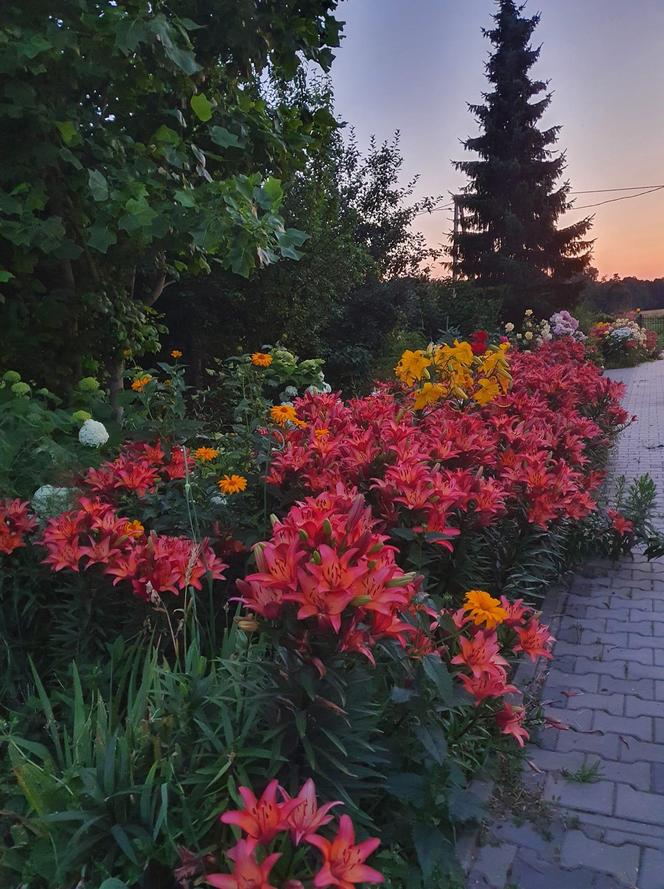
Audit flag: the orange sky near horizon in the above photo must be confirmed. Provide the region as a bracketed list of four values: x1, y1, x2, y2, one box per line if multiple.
[332, 0, 664, 281]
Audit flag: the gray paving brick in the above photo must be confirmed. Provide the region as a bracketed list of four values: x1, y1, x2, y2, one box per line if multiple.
[574, 657, 630, 678]
[630, 607, 659, 619]
[598, 676, 655, 697]
[615, 784, 664, 825]
[544, 706, 594, 731]
[543, 774, 615, 814]
[560, 831, 639, 885]
[510, 851, 611, 889]
[598, 759, 652, 791]
[581, 630, 628, 646]
[579, 811, 664, 842]
[651, 762, 664, 793]
[630, 633, 664, 648]
[625, 697, 663, 718]
[545, 670, 600, 693]
[640, 847, 664, 889]
[470, 841, 517, 888]
[605, 646, 655, 665]
[627, 661, 664, 680]
[557, 730, 621, 758]
[567, 692, 625, 716]
[555, 640, 603, 658]
[607, 618, 657, 634]
[525, 747, 586, 773]
[604, 827, 664, 851]
[593, 710, 653, 741]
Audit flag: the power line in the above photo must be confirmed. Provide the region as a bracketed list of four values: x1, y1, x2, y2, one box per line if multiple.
[572, 185, 664, 210]
[570, 185, 664, 194]
[415, 184, 664, 216]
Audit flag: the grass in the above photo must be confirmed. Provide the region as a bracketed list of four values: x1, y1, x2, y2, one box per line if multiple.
[561, 759, 603, 784]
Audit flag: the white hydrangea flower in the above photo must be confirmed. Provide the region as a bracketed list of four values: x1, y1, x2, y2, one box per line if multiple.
[78, 418, 109, 447]
[306, 385, 321, 395]
[32, 485, 74, 519]
[210, 494, 228, 508]
[280, 385, 298, 402]
[504, 322, 515, 333]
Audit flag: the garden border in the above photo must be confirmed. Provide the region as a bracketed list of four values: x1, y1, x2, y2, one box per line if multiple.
[456, 571, 574, 875]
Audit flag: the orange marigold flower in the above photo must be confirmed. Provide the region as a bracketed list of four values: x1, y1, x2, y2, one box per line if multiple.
[131, 374, 152, 392]
[194, 446, 220, 462]
[463, 589, 508, 629]
[170, 349, 183, 359]
[218, 474, 248, 495]
[314, 427, 330, 439]
[251, 352, 273, 367]
[122, 519, 145, 538]
[270, 404, 298, 426]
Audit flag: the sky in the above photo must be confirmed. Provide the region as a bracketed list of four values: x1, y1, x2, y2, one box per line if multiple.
[330, 0, 664, 280]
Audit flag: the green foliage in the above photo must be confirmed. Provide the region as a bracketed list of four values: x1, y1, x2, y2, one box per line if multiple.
[0, 0, 342, 393]
[0, 634, 282, 887]
[0, 370, 114, 498]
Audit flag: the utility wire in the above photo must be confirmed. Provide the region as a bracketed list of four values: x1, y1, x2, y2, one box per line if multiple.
[570, 185, 664, 194]
[572, 185, 664, 210]
[415, 184, 664, 215]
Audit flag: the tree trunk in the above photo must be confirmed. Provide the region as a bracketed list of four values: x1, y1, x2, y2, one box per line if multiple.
[108, 355, 125, 422]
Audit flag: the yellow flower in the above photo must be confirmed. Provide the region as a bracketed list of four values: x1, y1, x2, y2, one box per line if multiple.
[463, 589, 507, 629]
[194, 446, 220, 462]
[251, 352, 273, 367]
[270, 404, 298, 426]
[472, 377, 501, 405]
[122, 519, 145, 538]
[218, 474, 248, 494]
[131, 374, 152, 392]
[413, 381, 445, 410]
[395, 349, 432, 385]
[171, 349, 183, 359]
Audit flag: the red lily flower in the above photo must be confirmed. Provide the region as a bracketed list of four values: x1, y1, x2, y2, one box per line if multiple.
[496, 703, 529, 747]
[457, 670, 519, 704]
[205, 838, 280, 889]
[281, 778, 342, 845]
[307, 814, 384, 888]
[512, 618, 555, 662]
[220, 779, 299, 845]
[450, 630, 509, 678]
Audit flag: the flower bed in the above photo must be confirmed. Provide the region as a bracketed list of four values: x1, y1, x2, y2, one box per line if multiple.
[0, 338, 645, 888]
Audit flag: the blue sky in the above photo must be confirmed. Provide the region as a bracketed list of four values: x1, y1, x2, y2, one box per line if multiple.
[330, 0, 664, 278]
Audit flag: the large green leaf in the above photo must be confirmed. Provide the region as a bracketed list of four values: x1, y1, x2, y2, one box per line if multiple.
[191, 93, 213, 122]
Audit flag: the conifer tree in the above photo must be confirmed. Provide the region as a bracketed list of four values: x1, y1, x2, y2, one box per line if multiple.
[452, 0, 593, 317]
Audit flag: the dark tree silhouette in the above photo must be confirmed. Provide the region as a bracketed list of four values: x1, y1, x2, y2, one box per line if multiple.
[453, 0, 593, 317]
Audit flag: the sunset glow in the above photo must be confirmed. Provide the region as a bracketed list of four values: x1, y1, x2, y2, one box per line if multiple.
[333, 0, 664, 280]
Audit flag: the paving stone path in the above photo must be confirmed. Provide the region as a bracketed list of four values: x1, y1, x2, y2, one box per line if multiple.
[466, 360, 664, 889]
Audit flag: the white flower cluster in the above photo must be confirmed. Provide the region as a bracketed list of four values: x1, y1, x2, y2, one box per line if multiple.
[610, 319, 647, 346]
[32, 485, 75, 519]
[78, 418, 109, 447]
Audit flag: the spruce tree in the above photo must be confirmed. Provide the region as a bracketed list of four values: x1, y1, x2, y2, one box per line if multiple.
[453, 0, 593, 317]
